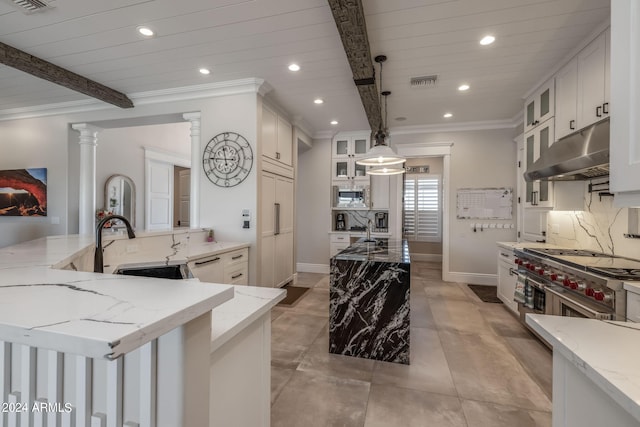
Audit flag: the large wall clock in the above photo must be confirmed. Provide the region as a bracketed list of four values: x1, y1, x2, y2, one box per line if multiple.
[202, 132, 253, 187]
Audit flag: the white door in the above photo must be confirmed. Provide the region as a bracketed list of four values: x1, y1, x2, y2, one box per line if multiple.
[178, 169, 191, 228]
[146, 159, 173, 230]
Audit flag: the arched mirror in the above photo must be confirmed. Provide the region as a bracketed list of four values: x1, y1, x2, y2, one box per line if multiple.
[104, 174, 136, 228]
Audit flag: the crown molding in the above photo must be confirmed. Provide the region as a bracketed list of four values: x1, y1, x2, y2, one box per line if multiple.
[313, 130, 339, 140]
[389, 118, 517, 136]
[0, 78, 268, 122]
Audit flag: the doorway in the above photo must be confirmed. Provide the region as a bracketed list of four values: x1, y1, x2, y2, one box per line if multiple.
[175, 166, 191, 228]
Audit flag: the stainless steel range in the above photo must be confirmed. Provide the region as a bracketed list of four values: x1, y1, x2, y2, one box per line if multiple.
[513, 248, 639, 325]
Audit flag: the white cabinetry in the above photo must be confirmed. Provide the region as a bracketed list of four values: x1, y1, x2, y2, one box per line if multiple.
[370, 175, 390, 209]
[497, 249, 518, 314]
[262, 104, 293, 169]
[188, 247, 249, 285]
[610, 3, 640, 205]
[331, 133, 370, 184]
[555, 57, 579, 140]
[524, 78, 554, 133]
[329, 233, 350, 257]
[576, 30, 610, 129]
[260, 172, 294, 287]
[524, 118, 554, 208]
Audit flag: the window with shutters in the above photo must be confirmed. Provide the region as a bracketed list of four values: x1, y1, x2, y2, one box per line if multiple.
[403, 175, 441, 242]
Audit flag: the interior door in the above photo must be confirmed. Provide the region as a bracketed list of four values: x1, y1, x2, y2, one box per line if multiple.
[146, 159, 173, 230]
[260, 172, 276, 287]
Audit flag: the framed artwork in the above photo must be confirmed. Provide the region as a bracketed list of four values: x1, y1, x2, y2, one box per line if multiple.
[0, 168, 47, 217]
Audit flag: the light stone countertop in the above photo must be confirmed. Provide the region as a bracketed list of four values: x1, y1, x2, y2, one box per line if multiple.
[496, 241, 561, 251]
[526, 314, 640, 423]
[0, 234, 283, 360]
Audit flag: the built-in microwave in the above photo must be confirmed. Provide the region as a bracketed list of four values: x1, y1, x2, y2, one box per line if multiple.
[332, 185, 370, 208]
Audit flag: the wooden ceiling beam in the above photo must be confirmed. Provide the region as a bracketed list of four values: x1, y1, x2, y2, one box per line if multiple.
[0, 41, 134, 109]
[327, 0, 381, 132]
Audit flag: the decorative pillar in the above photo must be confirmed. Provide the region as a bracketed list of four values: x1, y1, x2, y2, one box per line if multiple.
[183, 112, 201, 228]
[71, 123, 101, 236]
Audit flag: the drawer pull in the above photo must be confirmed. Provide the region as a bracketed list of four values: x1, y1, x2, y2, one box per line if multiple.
[231, 254, 244, 260]
[195, 257, 220, 266]
[231, 273, 243, 279]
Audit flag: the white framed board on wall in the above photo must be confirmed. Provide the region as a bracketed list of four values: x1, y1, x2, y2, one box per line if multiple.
[456, 188, 513, 219]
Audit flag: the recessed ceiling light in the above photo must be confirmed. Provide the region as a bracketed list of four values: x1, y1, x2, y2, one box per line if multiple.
[137, 26, 154, 37]
[330, 120, 338, 125]
[443, 113, 453, 118]
[199, 68, 211, 75]
[458, 84, 470, 91]
[288, 63, 300, 72]
[314, 98, 324, 104]
[480, 35, 495, 46]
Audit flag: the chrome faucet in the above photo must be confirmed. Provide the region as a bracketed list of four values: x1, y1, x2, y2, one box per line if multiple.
[94, 214, 136, 273]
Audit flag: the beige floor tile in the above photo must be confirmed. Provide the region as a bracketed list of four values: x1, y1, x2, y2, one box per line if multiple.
[461, 399, 551, 427]
[364, 384, 467, 427]
[288, 287, 330, 317]
[439, 330, 551, 411]
[271, 306, 287, 322]
[271, 371, 370, 427]
[410, 292, 438, 329]
[271, 365, 295, 404]
[504, 337, 552, 399]
[271, 311, 327, 347]
[314, 275, 330, 289]
[298, 325, 375, 383]
[271, 341, 309, 369]
[477, 303, 532, 339]
[296, 272, 326, 287]
[425, 281, 470, 300]
[372, 328, 457, 396]
[429, 299, 493, 334]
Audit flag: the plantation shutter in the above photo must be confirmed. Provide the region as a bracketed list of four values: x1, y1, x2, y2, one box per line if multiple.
[403, 175, 441, 242]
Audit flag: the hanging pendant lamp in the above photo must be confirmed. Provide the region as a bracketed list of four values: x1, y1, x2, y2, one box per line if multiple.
[356, 55, 406, 173]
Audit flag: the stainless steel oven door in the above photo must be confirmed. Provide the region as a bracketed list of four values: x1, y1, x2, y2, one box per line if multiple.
[546, 287, 613, 320]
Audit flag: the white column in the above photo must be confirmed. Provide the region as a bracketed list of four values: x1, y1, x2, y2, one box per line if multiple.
[183, 112, 201, 228]
[72, 123, 102, 236]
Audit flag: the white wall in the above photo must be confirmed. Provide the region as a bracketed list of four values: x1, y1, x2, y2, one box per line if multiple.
[0, 90, 261, 283]
[96, 122, 191, 230]
[296, 137, 331, 267]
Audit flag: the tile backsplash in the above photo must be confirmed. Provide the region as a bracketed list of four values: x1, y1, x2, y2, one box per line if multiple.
[546, 185, 640, 258]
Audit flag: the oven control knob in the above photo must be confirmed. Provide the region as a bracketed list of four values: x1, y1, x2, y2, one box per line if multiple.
[550, 273, 558, 281]
[563, 278, 572, 286]
[514, 258, 521, 265]
[593, 291, 611, 302]
[528, 264, 536, 271]
[536, 267, 545, 275]
[569, 281, 578, 290]
[585, 288, 595, 297]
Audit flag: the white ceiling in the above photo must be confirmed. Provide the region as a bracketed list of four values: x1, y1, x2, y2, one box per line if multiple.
[0, 0, 610, 135]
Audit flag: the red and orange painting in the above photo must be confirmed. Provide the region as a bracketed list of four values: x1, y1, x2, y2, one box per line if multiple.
[0, 168, 47, 217]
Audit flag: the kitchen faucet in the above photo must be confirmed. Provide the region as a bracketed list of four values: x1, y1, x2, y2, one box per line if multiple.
[94, 214, 136, 273]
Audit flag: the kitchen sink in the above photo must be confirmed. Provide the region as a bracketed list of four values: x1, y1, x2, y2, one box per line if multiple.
[113, 261, 192, 280]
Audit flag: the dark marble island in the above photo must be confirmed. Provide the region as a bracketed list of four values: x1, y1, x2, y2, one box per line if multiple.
[329, 238, 411, 364]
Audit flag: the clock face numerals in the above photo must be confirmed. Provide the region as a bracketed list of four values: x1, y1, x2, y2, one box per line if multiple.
[203, 132, 253, 187]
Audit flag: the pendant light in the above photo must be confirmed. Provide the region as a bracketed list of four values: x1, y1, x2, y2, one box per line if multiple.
[356, 55, 406, 173]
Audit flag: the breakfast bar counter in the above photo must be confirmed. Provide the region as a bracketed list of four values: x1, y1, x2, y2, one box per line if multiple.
[329, 239, 411, 364]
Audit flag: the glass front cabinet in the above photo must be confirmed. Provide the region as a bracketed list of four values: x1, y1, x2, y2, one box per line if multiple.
[331, 134, 370, 184]
[524, 118, 554, 208]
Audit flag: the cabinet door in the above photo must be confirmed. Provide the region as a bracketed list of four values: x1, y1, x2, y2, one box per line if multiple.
[352, 137, 368, 156]
[524, 119, 554, 208]
[262, 105, 278, 160]
[577, 32, 607, 128]
[497, 255, 518, 314]
[371, 175, 390, 209]
[555, 57, 578, 140]
[333, 138, 350, 158]
[189, 255, 224, 283]
[277, 116, 293, 166]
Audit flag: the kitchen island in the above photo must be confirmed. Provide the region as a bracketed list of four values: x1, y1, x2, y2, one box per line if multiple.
[526, 314, 640, 427]
[0, 234, 284, 427]
[329, 238, 411, 364]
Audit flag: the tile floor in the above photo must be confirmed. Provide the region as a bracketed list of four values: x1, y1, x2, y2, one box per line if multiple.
[270, 262, 552, 427]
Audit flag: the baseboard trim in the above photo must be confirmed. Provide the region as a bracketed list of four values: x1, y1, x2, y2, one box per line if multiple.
[443, 272, 497, 286]
[410, 253, 442, 262]
[296, 263, 330, 274]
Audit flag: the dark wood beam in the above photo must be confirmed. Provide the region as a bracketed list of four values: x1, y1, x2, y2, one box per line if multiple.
[0, 41, 134, 109]
[327, 0, 382, 132]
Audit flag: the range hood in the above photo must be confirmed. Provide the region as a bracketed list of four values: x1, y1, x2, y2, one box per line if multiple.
[524, 118, 610, 182]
